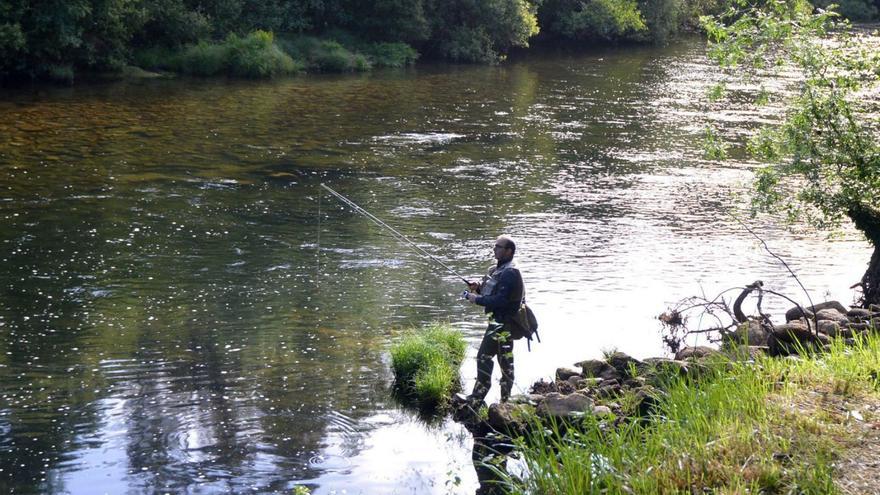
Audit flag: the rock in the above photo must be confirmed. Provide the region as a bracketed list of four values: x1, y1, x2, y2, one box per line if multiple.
[566, 375, 585, 388]
[818, 320, 841, 337]
[577, 377, 603, 389]
[596, 384, 621, 398]
[772, 322, 813, 343]
[575, 359, 612, 379]
[606, 352, 645, 377]
[675, 346, 720, 360]
[847, 308, 872, 320]
[591, 405, 614, 417]
[815, 308, 847, 323]
[870, 304, 880, 313]
[643, 358, 689, 378]
[536, 392, 593, 419]
[556, 366, 581, 382]
[786, 301, 847, 322]
[487, 402, 531, 433]
[815, 333, 831, 345]
[734, 320, 770, 346]
[633, 387, 664, 417]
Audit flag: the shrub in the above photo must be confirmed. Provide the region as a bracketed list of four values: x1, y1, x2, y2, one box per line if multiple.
[160, 30, 298, 78]
[175, 40, 228, 76]
[390, 323, 466, 409]
[556, 0, 647, 42]
[279, 36, 371, 72]
[225, 30, 298, 78]
[363, 42, 419, 68]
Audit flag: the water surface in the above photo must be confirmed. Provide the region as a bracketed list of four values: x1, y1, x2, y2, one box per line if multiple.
[0, 39, 871, 494]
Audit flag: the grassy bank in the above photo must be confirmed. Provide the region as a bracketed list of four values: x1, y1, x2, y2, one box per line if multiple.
[390, 323, 467, 410]
[500, 336, 880, 493]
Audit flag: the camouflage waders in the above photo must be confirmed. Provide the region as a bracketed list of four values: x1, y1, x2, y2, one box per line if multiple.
[471, 321, 514, 402]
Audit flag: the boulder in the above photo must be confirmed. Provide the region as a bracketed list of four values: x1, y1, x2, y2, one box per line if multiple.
[815, 308, 847, 323]
[847, 308, 872, 320]
[734, 320, 770, 346]
[556, 366, 581, 382]
[596, 384, 621, 398]
[633, 386, 664, 417]
[606, 352, 645, 377]
[817, 320, 841, 337]
[786, 301, 847, 322]
[575, 359, 612, 379]
[772, 322, 813, 344]
[487, 402, 532, 434]
[536, 392, 593, 419]
[675, 346, 720, 360]
[643, 358, 689, 378]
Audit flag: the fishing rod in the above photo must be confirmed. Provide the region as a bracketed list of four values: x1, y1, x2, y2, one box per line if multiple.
[320, 183, 471, 285]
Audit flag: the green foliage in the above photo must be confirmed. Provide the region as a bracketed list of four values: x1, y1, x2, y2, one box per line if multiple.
[424, 0, 540, 63]
[362, 42, 420, 68]
[165, 30, 299, 78]
[702, 0, 880, 234]
[225, 30, 298, 78]
[556, 0, 647, 42]
[279, 36, 372, 72]
[500, 334, 880, 492]
[813, 0, 879, 21]
[639, 0, 686, 43]
[390, 323, 466, 409]
[703, 125, 728, 160]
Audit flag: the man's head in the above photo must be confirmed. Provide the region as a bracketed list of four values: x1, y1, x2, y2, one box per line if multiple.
[493, 235, 516, 262]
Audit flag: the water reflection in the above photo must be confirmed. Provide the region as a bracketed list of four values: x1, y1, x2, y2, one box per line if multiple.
[0, 38, 873, 493]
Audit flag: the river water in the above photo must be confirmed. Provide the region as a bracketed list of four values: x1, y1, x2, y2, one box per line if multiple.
[0, 38, 872, 494]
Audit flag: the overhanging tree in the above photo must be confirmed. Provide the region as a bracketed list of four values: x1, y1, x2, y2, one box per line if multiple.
[704, 0, 880, 307]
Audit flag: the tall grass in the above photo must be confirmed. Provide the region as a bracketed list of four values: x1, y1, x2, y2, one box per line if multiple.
[390, 323, 466, 409]
[498, 334, 880, 493]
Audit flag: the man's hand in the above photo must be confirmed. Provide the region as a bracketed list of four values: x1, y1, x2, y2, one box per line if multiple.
[467, 281, 480, 294]
[466, 292, 478, 303]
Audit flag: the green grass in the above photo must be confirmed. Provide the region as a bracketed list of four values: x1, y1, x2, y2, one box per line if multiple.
[496, 333, 880, 494]
[390, 323, 466, 409]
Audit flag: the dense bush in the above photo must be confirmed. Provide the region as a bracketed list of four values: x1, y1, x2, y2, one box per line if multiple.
[548, 0, 648, 42]
[362, 42, 420, 68]
[278, 36, 373, 72]
[424, 0, 540, 62]
[149, 30, 298, 78]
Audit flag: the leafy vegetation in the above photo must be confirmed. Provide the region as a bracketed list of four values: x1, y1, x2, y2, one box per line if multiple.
[703, 0, 880, 307]
[390, 323, 467, 409]
[498, 334, 880, 493]
[3, 0, 880, 82]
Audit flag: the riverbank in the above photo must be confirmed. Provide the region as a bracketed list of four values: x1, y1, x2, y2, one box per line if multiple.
[453, 302, 880, 493]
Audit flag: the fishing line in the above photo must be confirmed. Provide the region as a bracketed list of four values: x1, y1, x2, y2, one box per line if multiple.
[319, 183, 470, 285]
[316, 186, 323, 285]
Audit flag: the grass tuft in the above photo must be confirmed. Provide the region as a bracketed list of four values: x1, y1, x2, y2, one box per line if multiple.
[390, 323, 466, 409]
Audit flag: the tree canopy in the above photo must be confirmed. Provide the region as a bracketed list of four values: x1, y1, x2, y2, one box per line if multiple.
[704, 0, 880, 305]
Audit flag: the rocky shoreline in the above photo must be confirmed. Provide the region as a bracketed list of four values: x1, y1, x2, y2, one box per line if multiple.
[450, 300, 880, 492]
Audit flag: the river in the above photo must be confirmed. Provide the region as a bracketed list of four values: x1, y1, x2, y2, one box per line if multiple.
[0, 37, 872, 494]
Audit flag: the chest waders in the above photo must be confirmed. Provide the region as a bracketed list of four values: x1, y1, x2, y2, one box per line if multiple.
[470, 262, 516, 402]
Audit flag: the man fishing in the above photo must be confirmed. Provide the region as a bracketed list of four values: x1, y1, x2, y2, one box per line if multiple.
[462, 235, 525, 404]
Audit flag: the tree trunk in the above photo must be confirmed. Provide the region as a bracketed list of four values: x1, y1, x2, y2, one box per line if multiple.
[848, 203, 880, 308]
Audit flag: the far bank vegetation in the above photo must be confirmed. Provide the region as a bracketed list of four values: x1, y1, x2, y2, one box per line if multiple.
[4, 0, 878, 83]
